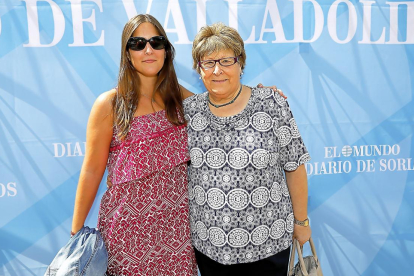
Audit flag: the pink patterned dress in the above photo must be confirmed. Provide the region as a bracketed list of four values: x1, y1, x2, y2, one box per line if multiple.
[98, 110, 197, 276]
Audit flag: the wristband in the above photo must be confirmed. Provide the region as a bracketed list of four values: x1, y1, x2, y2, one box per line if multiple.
[294, 217, 309, 227]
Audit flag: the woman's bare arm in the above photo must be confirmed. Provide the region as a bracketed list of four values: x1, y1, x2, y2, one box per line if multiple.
[71, 90, 115, 234]
[285, 164, 312, 245]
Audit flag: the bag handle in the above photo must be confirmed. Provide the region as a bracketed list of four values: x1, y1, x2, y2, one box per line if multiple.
[288, 237, 320, 276]
[307, 237, 320, 265]
[288, 238, 297, 275]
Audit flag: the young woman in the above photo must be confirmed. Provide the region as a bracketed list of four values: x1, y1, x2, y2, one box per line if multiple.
[70, 14, 197, 276]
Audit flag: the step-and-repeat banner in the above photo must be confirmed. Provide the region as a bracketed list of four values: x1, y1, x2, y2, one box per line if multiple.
[1, 0, 413, 275]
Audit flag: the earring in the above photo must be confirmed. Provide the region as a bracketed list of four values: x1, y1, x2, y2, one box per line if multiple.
[240, 72, 244, 76]
[199, 76, 201, 79]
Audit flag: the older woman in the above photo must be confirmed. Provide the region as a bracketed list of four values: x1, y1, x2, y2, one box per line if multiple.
[184, 23, 312, 276]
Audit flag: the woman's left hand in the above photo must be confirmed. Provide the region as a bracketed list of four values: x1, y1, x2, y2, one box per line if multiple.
[257, 83, 287, 99]
[293, 224, 312, 246]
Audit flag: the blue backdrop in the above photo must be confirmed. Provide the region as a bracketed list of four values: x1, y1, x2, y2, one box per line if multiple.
[0, 0, 413, 275]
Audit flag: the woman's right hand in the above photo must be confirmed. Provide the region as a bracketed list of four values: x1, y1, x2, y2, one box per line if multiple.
[293, 224, 312, 246]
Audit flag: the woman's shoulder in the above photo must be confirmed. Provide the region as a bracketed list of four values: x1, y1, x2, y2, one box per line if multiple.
[96, 88, 116, 105]
[90, 89, 116, 120]
[97, 88, 116, 102]
[183, 91, 207, 106]
[251, 86, 287, 107]
[183, 92, 208, 117]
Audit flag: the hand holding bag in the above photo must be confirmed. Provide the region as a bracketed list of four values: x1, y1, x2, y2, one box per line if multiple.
[288, 237, 323, 276]
[44, 226, 108, 276]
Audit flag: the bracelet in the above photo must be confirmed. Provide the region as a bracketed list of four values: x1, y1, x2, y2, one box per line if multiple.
[294, 217, 309, 227]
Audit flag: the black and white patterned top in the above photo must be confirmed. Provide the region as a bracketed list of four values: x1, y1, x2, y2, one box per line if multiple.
[183, 87, 310, 265]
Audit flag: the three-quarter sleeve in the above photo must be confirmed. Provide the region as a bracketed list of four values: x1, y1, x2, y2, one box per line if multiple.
[274, 98, 311, 171]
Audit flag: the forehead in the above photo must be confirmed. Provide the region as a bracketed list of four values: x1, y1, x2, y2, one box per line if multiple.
[201, 48, 235, 60]
[132, 22, 160, 38]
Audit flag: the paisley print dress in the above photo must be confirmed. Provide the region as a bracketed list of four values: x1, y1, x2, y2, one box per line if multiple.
[98, 110, 197, 276]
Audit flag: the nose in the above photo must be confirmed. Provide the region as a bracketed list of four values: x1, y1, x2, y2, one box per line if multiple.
[144, 42, 153, 54]
[213, 63, 222, 75]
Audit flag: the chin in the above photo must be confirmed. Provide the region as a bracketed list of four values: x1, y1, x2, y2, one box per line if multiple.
[209, 89, 226, 95]
[137, 69, 163, 77]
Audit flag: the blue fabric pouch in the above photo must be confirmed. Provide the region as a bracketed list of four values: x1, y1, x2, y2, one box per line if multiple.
[44, 226, 108, 276]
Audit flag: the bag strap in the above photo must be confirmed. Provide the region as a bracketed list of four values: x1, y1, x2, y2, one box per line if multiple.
[308, 237, 320, 266]
[288, 237, 320, 276]
[288, 239, 296, 275]
[295, 239, 309, 276]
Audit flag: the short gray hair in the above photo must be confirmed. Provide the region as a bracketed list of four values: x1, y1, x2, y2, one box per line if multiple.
[192, 22, 246, 74]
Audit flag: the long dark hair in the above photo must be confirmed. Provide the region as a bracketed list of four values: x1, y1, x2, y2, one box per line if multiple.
[113, 14, 184, 140]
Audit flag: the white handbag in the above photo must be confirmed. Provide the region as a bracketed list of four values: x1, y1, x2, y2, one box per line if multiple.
[288, 237, 323, 276]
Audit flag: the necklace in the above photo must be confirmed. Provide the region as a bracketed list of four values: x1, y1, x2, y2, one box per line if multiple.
[208, 85, 243, 108]
[140, 93, 155, 102]
[141, 92, 164, 110]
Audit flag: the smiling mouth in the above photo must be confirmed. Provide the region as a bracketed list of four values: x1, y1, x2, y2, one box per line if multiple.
[212, 79, 227, 83]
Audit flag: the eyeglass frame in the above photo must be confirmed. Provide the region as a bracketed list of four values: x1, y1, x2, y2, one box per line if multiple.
[127, 36, 167, 51]
[198, 55, 242, 70]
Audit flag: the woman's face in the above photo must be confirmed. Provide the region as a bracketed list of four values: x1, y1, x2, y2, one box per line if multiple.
[128, 22, 166, 80]
[199, 48, 242, 99]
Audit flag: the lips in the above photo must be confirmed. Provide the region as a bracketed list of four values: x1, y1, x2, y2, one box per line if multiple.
[212, 79, 227, 83]
[143, 60, 156, 63]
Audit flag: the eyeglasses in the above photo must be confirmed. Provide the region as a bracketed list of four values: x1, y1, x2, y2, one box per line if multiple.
[198, 55, 241, 69]
[127, 36, 167, 51]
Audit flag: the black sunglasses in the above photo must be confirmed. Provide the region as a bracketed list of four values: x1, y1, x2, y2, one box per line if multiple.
[127, 36, 167, 51]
